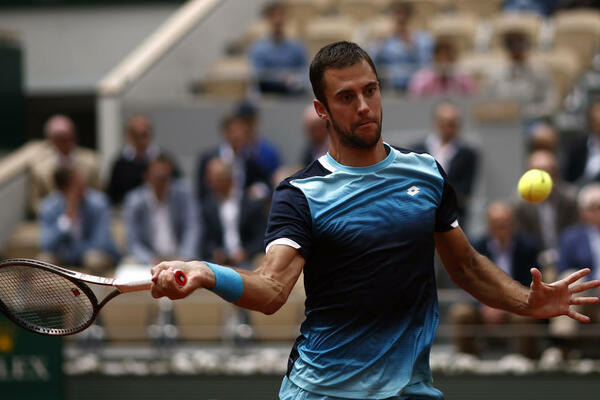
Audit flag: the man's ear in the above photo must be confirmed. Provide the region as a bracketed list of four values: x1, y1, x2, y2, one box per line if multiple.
[313, 99, 329, 122]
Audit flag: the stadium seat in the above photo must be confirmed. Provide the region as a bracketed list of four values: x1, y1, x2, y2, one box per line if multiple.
[200, 56, 251, 99]
[490, 12, 543, 50]
[102, 291, 158, 342]
[336, 0, 390, 22]
[553, 9, 600, 69]
[449, 0, 503, 18]
[173, 291, 225, 341]
[284, 0, 334, 33]
[406, 0, 445, 29]
[530, 48, 581, 101]
[428, 12, 479, 56]
[362, 15, 395, 43]
[239, 18, 300, 51]
[457, 50, 505, 88]
[304, 16, 358, 57]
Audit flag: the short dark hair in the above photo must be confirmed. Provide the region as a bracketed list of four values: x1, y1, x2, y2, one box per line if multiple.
[53, 166, 74, 191]
[262, 1, 285, 17]
[309, 41, 379, 108]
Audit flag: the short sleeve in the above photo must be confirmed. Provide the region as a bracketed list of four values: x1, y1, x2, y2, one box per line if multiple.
[264, 180, 312, 259]
[434, 161, 459, 232]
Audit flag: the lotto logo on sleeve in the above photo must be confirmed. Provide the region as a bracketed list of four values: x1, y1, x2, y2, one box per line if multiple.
[407, 186, 420, 196]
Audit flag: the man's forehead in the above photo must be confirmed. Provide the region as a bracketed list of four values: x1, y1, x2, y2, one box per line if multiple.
[323, 60, 377, 91]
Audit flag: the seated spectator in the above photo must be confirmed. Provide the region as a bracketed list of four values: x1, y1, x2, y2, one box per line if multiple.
[235, 100, 282, 178]
[196, 113, 270, 201]
[485, 31, 557, 122]
[552, 183, 600, 337]
[564, 99, 600, 185]
[39, 167, 119, 272]
[300, 104, 329, 167]
[201, 157, 267, 267]
[123, 154, 199, 265]
[514, 150, 578, 266]
[371, 0, 433, 92]
[410, 101, 478, 226]
[450, 201, 541, 358]
[558, 183, 600, 280]
[248, 1, 308, 95]
[30, 114, 101, 215]
[409, 39, 477, 97]
[107, 114, 159, 206]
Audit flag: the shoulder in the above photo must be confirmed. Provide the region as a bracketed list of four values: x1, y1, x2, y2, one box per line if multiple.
[391, 146, 442, 175]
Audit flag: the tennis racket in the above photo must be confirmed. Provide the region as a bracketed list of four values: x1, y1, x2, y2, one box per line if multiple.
[0, 258, 187, 336]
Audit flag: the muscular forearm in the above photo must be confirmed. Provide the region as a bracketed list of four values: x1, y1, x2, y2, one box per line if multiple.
[449, 251, 530, 316]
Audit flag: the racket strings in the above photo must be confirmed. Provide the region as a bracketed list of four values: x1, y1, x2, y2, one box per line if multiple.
[0, 265, 94, 333]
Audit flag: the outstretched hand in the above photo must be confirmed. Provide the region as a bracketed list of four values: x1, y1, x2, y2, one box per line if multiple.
[527, 268, 600, 322]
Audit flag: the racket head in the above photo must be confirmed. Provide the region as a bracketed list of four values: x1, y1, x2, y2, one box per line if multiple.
[0, 258, 101, 336]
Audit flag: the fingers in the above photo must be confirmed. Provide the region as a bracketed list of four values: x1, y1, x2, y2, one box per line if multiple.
[151, 262, 171, 282]
[530, 267, 543, 288]
[571, 279, 600, 294]
[564, 268, 592, 286]
[151, 268, 191, 300]
[570, 296, 600, 306]
[567, 309, 591, 323]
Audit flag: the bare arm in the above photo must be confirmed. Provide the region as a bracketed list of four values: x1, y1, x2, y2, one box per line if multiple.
[150, 244, 305, 315]
[435, 227, 600, 321]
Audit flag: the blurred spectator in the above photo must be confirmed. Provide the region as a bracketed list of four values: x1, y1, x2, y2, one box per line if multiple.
[558, 183, 600, 280]
[201, 157, 267, 267]
[564, 99, 600, 185]
[371, 0, 433, 92]
[39, 167, 119, 273]
[196, 113, 270, 201]
[123, 155, 199, 265]
[503, 0, 557, 16]
[411, 101, 478, 225]
[236, 100, 282, 178]
[107, 114, 159, 206]
[408, 39, 477, 97]
[528, 122, 559, 154]
[485, 31, 557, 122]
[450, 201, 541, 358]
[300, 104, 329, 167]
[514, 150, 578, 266]
[248, 1, 308, 95]
[30, 114, 101, 215]
[552, 183, 600, 337]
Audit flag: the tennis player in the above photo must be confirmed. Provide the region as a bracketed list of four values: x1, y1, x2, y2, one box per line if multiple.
[151, 41, 600, 399]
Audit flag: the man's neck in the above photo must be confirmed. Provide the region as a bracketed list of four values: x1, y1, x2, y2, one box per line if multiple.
[328, 139, 387, 167]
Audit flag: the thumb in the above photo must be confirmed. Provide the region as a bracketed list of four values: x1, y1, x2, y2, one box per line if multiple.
[530, 267, 543, 288]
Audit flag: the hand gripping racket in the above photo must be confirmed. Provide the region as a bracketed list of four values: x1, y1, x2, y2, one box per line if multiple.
[0, 258, 187, 336]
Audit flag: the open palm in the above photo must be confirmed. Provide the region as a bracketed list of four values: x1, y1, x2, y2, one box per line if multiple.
[527, 268, 600, 322]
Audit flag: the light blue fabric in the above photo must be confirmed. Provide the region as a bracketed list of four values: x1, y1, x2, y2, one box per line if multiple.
[40, 189, 120, 265]
[204, 261, 244, 302]
[248, 37, 308, 89]
[281, 145, 450, 399]
[122, 178, 199, 264]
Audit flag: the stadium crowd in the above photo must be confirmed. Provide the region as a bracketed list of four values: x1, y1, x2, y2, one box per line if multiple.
[21, 0, 600, 360]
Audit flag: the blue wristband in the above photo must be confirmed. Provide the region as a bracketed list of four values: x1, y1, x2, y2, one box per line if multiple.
[203, 262, 244, 302]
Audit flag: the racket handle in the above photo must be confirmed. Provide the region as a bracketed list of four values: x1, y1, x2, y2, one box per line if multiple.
[174, 269, 187, 286]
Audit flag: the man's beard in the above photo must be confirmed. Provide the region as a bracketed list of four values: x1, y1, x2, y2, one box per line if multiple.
[329, 110, 383, 149]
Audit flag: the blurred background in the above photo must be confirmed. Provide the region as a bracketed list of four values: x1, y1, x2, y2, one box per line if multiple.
[2, 0, 600, 398]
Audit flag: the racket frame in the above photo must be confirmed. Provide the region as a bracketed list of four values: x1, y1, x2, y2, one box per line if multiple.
[0, 258, 145, 336]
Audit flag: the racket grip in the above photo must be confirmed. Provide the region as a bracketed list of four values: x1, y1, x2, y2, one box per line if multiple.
[174, 269, 187, 286]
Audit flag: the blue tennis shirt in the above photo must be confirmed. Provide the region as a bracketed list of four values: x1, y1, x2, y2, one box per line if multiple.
[264, 144, 458, 399]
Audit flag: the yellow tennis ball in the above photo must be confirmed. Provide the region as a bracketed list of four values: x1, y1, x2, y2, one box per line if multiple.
[518, 169, 553, 203]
